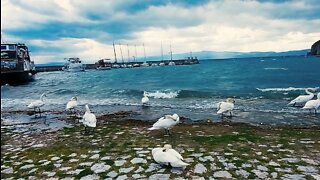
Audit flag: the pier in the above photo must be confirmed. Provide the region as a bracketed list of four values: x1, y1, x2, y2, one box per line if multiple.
[35, 58, 200, 72]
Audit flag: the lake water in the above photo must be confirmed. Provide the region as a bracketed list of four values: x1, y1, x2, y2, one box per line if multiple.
[1, 56, 320, 126]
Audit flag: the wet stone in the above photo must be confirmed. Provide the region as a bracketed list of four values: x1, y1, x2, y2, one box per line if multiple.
[51, 157, 60, 161]
[148, 174, 170, 180]
[59, 167, 72, 171]
[297, 166, 318, 173]
[146, 163, 161, 172]
[1, 167, 13, 174]
[90, 163, 111, 173]
[131, 158, 147, 164]
[282, 174, 305, 179]
[190, 153, 203, 158]
[271, 172, 278, 179]
[54, 163, 62, 168]
[252, 170, 268, 179]
[171, 167, 183, 174]
[194, 163, 207, 174]
[257, 165, 268, 171]
[69, 159, 79, 162]
[119, 167, 134, 174]
[101, 156, 111, 160]
[116, 175, 128, 180]
[107, 171, 118, 178]
[20, 164, 35, 170]
[235, 169, 250, 178]
[268, 161, 280, 167]
[66, 169, 84, 175]
[68, 153, 77, 157]
[115, 160, 126, 166]
[79, 162, 93, 167]
[135, 166, 145, 173]
[184, 158, 194, 163]
[213, 170, 233, 179]
[42, 171, 56, 177]
[79, 174, 100, 180]
[301, 158, 319, 165]
[89, 154, 99, 160]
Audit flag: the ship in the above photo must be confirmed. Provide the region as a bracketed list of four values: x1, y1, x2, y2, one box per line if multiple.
[63, 57, 85, 72]
[96, 58, 112, 70]
[1, 43, 37, 85]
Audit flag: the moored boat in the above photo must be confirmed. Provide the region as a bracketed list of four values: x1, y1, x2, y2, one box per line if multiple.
[63, 57, 85, 72]
[1, 43, 37, 85]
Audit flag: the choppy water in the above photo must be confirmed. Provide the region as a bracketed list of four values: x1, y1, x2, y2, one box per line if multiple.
[1, 56, 320, 126]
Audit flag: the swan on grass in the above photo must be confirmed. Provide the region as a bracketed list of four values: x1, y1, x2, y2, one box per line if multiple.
[28, 93, 47, 117]
[80, 104, 97, 134]
[66, 96, 78, 113]
[217, 97, 235, 117]
[148, 114, 179, 135]
[302, 92, 320, 114]
[152, 144, 189, 168]
[141, 92, 149, 106]
[288, 88, 314, 106]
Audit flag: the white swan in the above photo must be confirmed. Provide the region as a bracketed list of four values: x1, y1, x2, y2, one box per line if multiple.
[80, 104, 97, 134]
[28, 93, 47, 117]
[302, 92, 320, 113]
[148, 114, 179, 135]
[66, 96, 78, 113]
[141, 92, 149, 106]
[217, 98, 235, 117]
[288, 88, 314, 106]
[152, 144, 189, 168]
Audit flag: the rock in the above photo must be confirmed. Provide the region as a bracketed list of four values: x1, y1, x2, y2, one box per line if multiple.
[282, 174, 305, 180]
[130, 158, 147, 164]
[268, 161, 280, 167]
[190, 153, 203, 158]
[213, 171, 232, 178]
[297, 166, 318, 173]
[59, 167, 72, 171]
[194, 163, 207, 174]
[236, 169, 249, 178]
[309, 40, 320, 56]
[280, 158, 299, 163]
[54, 163, 61, 168]
[20, 164, 35, 170]
[1, 167, 13, 174]
[136, 150, 150, 154]
[107, 171, 118, 178]
[66, 169, 84, 175]
[114, 160, 126, 166]
[101, 156, 111, 160]
[301, 158, 319, 165]
[275, 167, 292, 173]
[135, 166, 145, 173]
[79, 162, 93, 167]
[271, 172, 278, 179]
[184, 158, 194, 163]
[69, 159, 79, 163]
[132, 174, 144, 179]
[171, 167, 183, 174]
[80, 154, 88, 158]
[42, 171, 56, 177]
[68, 153, 77, 157]
[119, 167, 134, 173]
[148, 174, 170, 180]
[90, 163, 110, 173]
[89, 154, 99, 160]
[116, 175, 128, 180]
[51, 157, 60, 161]
[257, 165, 268, 171]
[241, 163, 252, 168]
[31, 144, 45, 148]
[145, 163, 161, 172]
[252, 170, 268, 179]
[79, 174, 100, 180]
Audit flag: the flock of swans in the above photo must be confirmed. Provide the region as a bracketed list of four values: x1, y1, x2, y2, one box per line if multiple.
[25, 88, 320, 168]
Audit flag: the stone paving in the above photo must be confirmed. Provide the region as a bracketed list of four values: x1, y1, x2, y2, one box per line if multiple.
[1, 113, 320, 179]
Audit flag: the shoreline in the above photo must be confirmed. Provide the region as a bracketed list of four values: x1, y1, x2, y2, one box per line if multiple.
[2, 109, 320, 179]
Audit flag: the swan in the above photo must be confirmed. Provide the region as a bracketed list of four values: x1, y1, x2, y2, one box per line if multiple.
[66, 96, 78, 113]
[148, 114, 179, 135]
[302, 92, 320, 113]
[141, 92, 149, 106]
[288, 88, 314, 106]
[152, 144, 189, 168]
[28, 93, 47, 117]
[80, 104, 97, 134]
[217, 97, 235, 117]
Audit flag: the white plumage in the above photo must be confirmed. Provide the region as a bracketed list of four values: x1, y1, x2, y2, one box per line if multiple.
[148, 114, 179, 134]
[28, 93, 46, 116]
[302, 92, 320, 113]
[288, 88, 314, 106]
[217, 98, 235, 116]
[152, 144, 189, 168]
[80, 104, 97, 128]
[66, 96, 78, 111]
[141, 92, 149, 105]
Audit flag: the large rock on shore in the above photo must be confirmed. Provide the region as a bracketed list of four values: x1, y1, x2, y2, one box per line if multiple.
[309, 40, 320, 56]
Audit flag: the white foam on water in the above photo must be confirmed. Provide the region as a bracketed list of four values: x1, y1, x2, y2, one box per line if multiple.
[263, 67, 288, 70]
[144, 90, 179, 99]
[256, 87, 319, 92]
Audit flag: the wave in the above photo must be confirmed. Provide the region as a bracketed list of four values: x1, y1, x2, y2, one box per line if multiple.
[145, 90, 179, 99]
[263, 67, 288, 70]
[256, 87, 319, 92]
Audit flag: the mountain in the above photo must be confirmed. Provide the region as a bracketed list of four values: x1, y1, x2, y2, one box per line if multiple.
[309, 40, 320, 56]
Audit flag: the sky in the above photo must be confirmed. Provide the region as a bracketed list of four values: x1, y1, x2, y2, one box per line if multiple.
[1, 0, 320, 64]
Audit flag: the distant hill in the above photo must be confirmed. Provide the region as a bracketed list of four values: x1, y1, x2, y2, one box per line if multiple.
[309, 40, 320, 56]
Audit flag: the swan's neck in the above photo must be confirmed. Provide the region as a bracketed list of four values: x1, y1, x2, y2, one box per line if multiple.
[305, 89, 313, 95]
[40, 95, 45, 102]
[85, 106, 91, 113]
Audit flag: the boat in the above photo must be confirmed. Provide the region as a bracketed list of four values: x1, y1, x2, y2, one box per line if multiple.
[96, 58, 111, 70]
[1, 43, 37, 85]
[63, 57, 85, 72]
[141, 62, 149, 67]
[159, 62, 165, 66]
[168, 61, 176, 66]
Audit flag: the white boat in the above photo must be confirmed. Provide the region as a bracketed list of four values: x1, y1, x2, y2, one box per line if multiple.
[133, 63, 140, 67]
[64, 58, 85, 72]
[168, 61, 176, 66]
[151, 63, 158, 66]
[112, 64, 120, 68]
[159, 62, 165, 66]
[141, 62, 149, 67]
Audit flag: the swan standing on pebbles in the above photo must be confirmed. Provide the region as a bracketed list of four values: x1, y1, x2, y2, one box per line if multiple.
[66, 96, 78, 113]
[148, 114, 179, 135]
[152, 144, 189, 168]
[80, 104, 97, 134]
[217, 97, 235, 117]
[28, 93, 47, 117]
[141, 92, 149, 106]
[288, 88, 314, 107]
[302, 92, 320, 114]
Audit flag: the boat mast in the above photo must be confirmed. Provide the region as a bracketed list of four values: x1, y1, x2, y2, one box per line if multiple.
[127, 44, 130, 62]
[143, 43, 146, 61]
[134, 44, 138, 62]
[113, 41, 117, 64]
[170, 42, 173, 61]
[119, 43, 124, 64]
[161, 41, 164, 61]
